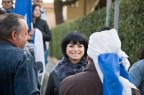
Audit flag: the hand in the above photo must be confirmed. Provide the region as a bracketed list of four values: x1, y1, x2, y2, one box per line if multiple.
[29, 29, 34, 36]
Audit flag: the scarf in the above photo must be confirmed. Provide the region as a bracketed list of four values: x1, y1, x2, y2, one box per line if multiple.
[54, 57, 87, 82]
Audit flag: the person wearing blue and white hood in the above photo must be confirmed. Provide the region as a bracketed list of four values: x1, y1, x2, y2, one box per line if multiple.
[60, 28, 140, 95]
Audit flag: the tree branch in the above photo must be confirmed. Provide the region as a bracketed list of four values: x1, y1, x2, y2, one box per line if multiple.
[62, 0, 78, 6]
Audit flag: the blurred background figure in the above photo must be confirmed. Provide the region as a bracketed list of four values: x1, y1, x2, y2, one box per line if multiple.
[29, 4, 51, 64]
[0, 0, 14, 13]
[129, 47, 144, 95]
[33, 0, 47, 23]
[33, 0, 51, 64]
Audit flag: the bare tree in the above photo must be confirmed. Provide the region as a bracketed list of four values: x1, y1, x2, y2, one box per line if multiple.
[93, 0, 107, 11]
[54, 0, 118, 26]
[54, 0, 78, 25]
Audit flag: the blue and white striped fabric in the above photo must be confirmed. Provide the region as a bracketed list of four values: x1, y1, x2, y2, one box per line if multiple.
[87, 29, 137, 95]
[33, 29, 45, 77]
[98, 53, 123, 95]
[14, 0, 32, 30]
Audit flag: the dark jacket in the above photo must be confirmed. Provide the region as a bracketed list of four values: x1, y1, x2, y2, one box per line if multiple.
[33, 18, 51, 49]
[129, 59, 144, 95]
[60, 63, 103, 95]
[0, 40, 40, 95]
[33, 18, 51, 42]
[45, 70, 60, 95]
[0, 7, 15, 13]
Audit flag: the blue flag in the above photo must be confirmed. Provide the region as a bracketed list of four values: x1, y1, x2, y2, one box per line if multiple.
[98, 53, 123, 95]
[14, 0, 32, 30]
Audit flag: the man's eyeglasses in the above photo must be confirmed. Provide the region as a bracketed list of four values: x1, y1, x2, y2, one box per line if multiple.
[2, 1, 11, 3]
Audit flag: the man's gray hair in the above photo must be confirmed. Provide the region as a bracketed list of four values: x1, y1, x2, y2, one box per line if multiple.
[0, 13, 24, 40]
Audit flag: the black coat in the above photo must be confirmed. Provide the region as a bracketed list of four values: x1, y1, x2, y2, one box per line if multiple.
[60, 63, 103, 95]
[33, 18, 51, 42]
[45, 70, 60, 95]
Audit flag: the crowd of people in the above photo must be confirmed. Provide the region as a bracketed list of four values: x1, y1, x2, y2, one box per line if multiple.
[0, 0, 143, 95]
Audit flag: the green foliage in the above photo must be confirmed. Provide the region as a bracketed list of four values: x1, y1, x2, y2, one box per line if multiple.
[118, 0, 144, 64]
[49, 0, 144, 64]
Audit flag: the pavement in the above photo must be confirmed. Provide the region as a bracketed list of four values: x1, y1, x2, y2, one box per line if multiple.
[40, 56, 58, 95]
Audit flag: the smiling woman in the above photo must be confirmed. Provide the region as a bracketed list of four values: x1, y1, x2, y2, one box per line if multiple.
[45, 31, 88, 95]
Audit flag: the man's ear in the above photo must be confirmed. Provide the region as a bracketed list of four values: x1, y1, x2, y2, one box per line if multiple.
[86, 56, 94, 64]
[11, 31, 17, 41]
[86, 56, 91, 62]
[8, 31, 18, 47]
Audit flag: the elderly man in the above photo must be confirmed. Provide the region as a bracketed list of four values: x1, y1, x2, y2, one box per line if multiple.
[60, 28, 140, 95]
[1, 0, 14, 13]
[0, 13, 40, 95]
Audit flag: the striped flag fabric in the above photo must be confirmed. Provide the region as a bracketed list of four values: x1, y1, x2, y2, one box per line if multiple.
[14, 0, 32, 30]
[33, 28, 45, 84]
[33, 28, 45, 77]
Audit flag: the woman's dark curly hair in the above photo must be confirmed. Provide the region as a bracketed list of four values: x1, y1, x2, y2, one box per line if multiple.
[61, 32, 88, 58]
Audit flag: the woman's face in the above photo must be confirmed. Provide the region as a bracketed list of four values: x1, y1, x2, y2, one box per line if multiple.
[66, 42, 85, 64]
[33, 6, 40, 18]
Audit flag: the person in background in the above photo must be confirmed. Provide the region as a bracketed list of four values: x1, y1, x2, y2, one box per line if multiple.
[29, 4, 51, 64]
[0, 13, 40, 95]
[33, 0, 51, 64]
[1, 0, 14, 13]
[45, 32, 88, 95]
[129, 47, 144, 95]
[60, 28, 140, 95]
[33, 0, 47, 21]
